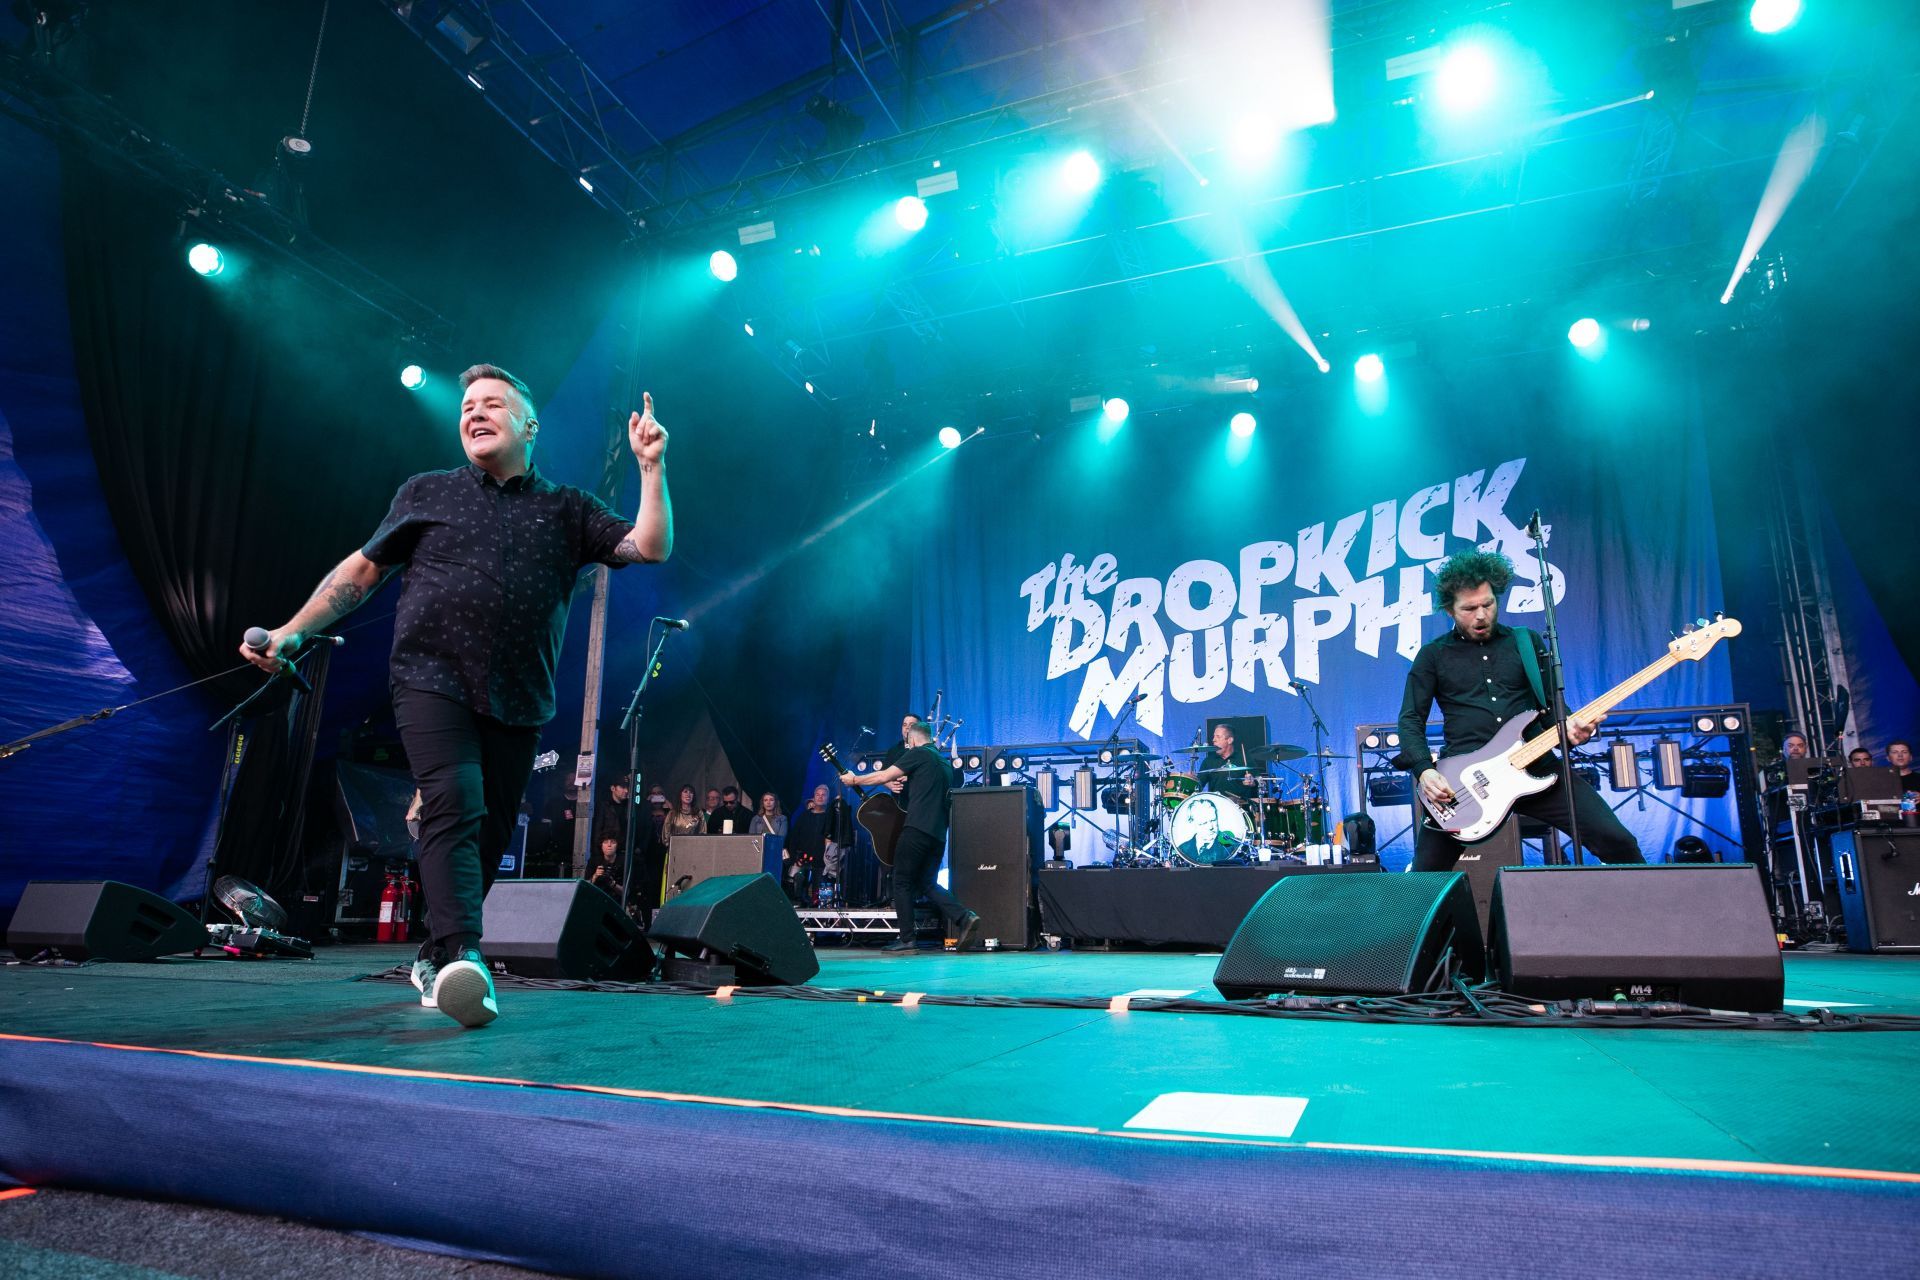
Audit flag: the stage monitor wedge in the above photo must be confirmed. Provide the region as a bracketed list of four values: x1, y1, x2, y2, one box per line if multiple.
[482, 879, 642, 980]
[9, 880, 205, 962]
[650, 873, 818, 986]
[1214, 871, 1483, 998]
[1489, 864, 1783, 1011]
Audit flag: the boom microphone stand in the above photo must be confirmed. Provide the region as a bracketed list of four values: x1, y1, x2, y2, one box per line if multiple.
[1526, 511, 1580, 865]
[1290, 678, 1334, 859]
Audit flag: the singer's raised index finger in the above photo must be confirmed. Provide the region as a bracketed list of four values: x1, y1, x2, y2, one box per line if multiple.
[642, 390, 653, 418]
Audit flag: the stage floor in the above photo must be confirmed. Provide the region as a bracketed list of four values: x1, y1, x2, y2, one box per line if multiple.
[6, 944, 1920, 1178]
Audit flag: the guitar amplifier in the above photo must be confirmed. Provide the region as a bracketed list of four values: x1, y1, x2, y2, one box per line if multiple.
[663, 835, 766, 900]
[950, 786, 1043, 950]
[1830, 827, 1920, 952]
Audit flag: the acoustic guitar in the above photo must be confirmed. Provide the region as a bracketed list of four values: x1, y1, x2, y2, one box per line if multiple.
[818, 742, 907, 867]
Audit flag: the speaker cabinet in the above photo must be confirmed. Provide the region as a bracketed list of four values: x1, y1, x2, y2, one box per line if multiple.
[1451, 818, 1525, 944]
[1213, 871, 1484, 998]
[1830, 828, 1920, 952]
[481, 879, 642, 979]
[949, 786, 1043, 950]
[8, 881, 204, 962]
[649, 873, 818, 986]
[1490, 864, 1783, 1010]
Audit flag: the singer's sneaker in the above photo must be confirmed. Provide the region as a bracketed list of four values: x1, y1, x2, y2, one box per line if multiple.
[432, 949, 498, 1028]
[409, 955, 439, 1009]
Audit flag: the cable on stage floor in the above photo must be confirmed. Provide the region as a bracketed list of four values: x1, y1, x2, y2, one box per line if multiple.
[354, 964, 1920, 1032]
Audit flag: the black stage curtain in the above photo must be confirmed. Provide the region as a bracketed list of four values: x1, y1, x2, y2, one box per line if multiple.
[59, 155, 426, 698]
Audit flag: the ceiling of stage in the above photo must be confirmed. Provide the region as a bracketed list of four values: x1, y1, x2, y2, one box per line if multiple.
[367, 0, 1913, 442]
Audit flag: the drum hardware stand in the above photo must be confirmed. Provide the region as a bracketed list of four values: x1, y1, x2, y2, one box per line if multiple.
[1526, 509, 1579, 865]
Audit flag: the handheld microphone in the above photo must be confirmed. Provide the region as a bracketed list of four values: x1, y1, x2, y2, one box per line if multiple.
[242, 627, 313, 695]
[655, 617, 690, 631]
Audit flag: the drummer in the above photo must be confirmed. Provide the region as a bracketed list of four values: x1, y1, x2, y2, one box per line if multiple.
[1198, 722, 1259, 806]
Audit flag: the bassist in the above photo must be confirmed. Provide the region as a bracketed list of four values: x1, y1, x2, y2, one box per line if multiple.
[1397, 550, 1642, 872]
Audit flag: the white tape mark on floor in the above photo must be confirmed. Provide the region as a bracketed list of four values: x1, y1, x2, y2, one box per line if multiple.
[1116, 988, 1199, 1000]
[1782, 999, 1867, 1009]
[1124, 1092, 1309, 1139]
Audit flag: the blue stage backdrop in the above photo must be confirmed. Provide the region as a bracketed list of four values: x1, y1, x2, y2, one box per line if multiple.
[911, 347, 1738, 866]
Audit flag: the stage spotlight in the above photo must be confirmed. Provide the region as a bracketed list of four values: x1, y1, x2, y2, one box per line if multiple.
[1568, 318, 1601, 349]
[1097, 746, 1116, 765]
[1062, 150, 1103, 194]
[1434, 43, 1498, 114]
[1229, 411, 1256, 438]
[990, 750, 1011, 773]
[399, 364, 425, 390]
[1654, 739, 1685, 791]
[963, 750, 985, 771]
[937, 426, 963, 449]
[1749, 0, 1802, 35]
[894, 195, 928, 232]
[1006, 753, 1027, 772]
[1608, 740, 1639, 791]
[803, 381, 816, 394]
[1354, 353, 1384, 383]
[1695, 715, 1718, 734]
[187, 243, 225, 277]
[1363, 733, 1382, 749]
[1385, 732, 1401, 748]
[949, 752, 965, 770]
[1722, 713, 1744, 732]
[708, 250, 738, 282]
[743, 322, 755, 337]
[1228, 113, 1281, 170]
[1102, 397, 1130, 424]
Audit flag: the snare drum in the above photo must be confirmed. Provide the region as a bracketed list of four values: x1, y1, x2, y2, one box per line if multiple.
[1159, 773, 1199, 810]
[1168, 792, 1250, 865]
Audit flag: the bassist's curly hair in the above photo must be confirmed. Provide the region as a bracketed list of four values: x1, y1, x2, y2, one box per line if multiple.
[1433, 549, 1515, 612]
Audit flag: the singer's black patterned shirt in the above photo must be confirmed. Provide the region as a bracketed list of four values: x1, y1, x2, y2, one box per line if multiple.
[362, 464, 634, 727]
[1395, 622, 1550, 775]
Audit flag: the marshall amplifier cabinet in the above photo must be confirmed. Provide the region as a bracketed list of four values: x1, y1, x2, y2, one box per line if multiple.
[949, 786, 1044, 950]
[1830, 827, 1920, 952]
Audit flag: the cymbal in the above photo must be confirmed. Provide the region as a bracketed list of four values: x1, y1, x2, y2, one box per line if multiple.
[1247, 743, 1310, 763]
[1171, 744, 1210, 756]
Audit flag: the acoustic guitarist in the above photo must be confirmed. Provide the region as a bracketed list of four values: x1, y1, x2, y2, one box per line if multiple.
[839, 719, 982, 952]
[1397, 549, 1642, 872]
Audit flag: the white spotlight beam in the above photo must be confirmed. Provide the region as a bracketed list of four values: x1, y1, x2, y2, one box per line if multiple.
[1722, 115, 1826, 305]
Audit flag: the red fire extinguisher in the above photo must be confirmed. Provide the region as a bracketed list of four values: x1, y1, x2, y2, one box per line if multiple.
[377, 870, 401, 942]
[395, 867, 415, 941]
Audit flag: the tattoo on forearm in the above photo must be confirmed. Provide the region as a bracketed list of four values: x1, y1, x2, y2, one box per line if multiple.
[306, 566, 369, 621]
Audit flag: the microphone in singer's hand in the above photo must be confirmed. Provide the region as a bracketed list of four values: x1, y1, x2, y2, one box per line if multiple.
[243, 627, 313, 694]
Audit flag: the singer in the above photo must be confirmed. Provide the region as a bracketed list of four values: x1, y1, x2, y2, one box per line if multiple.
[239, 364, 673, 1027]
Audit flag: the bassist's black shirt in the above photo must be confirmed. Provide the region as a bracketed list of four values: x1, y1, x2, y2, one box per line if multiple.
[1396, 623, 1549, 775]
[896, 745, 954, 840]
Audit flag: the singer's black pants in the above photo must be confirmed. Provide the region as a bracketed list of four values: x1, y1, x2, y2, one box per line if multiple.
[394, 687, 540, 954]
[1412, 768, 1643, 871]
[891, 828, 967, 940]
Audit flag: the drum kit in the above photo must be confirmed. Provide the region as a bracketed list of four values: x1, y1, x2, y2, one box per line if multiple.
[1116, 741, 1346, 866]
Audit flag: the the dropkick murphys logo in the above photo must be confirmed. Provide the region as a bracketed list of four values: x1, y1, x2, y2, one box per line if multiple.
[1019, 458, 1564, 738]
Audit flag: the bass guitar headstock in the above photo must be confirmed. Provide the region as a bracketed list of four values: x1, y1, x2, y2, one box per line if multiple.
[1669, 613, 1742, 662]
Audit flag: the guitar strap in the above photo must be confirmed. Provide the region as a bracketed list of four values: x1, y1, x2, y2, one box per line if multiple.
[1512, 626, 1548, 709]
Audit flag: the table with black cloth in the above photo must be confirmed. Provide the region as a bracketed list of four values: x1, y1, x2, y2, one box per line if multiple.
[1036, 864, 1381, 948]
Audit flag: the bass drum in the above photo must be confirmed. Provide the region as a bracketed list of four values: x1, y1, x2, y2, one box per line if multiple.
[1168, 792, 1250, 865]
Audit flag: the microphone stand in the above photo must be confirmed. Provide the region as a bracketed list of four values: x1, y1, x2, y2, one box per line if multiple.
[1102, 689, 1151, 858]
[618, 623, 679, 922]
[1527, 511, 1581, 866]
[1292, 680, 1333, 858]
